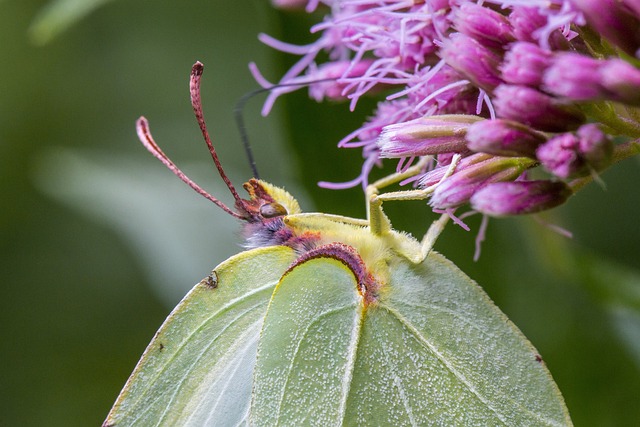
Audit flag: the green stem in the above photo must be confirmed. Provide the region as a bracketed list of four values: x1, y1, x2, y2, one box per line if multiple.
[569, 139, 640, 192]
[573, 25, 617, 58]
[580, 102, 640, 138]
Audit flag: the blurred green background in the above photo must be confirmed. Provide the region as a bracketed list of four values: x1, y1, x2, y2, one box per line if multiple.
[1, 1, 639, 425]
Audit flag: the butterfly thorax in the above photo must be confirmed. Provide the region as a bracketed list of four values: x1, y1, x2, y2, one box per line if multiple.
[239, 179, 412, 288]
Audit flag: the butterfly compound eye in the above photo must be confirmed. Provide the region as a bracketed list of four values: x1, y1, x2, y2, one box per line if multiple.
[260, 202, 288, 218]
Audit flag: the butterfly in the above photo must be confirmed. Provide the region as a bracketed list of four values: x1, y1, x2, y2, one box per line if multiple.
[103, 62, 570, 427]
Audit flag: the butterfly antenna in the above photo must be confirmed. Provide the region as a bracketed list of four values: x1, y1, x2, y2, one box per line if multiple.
[190, 62, 247, 211]
[234, 89, 263, 179]
[136, 117, 244, 219]
[233, 77, 340, 180]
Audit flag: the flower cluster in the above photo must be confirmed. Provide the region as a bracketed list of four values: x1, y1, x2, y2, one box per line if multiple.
[254, 0, 640, 218]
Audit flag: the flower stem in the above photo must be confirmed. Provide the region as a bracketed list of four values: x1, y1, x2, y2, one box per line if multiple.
[580, 102, 640, 138]
[569, 139, 640, 192]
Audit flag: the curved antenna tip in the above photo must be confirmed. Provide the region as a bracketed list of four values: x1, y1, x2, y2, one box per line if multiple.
[192, 61, 204, 76]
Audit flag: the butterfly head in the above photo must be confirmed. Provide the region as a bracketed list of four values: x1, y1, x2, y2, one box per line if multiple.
[238, 179, 301, 222]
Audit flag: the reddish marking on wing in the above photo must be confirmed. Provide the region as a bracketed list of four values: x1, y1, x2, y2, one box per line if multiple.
[285, 243, 379, 305]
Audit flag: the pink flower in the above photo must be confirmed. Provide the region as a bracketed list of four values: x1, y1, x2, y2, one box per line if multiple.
[494, 85, 585, 132]
[257, 0, 639, 217]
[542, 53, 609, 100]
[470, 181, 572, 217]
[377, 115, 481, 158]
[453, 3, 516, 48]
[501, 42, 553, 87]
[536, 124, 613, 178]
[428, 155, 536, 209]
[439, 33, 504, 92]
[466, 119, 546, 158]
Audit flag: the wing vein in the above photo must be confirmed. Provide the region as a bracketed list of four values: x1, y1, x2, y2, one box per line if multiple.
[131, 300, 267, 426]
[200, 323, 262, 426]
[395, 301, 502, 340]
[156, 305, 265, 425]
[127, 282, 276, 422]
[380, 304, 511, 426]
[382, 302, 567, 426]
[273, 304, 358, 425]
[393, 373, 417, 427]
[336, 304, 364, 426]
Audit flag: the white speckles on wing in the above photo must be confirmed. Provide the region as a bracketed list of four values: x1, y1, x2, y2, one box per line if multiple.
[107, 246, 571, 426]
[251, 252, 571, 426]
[251, 257, 363, 425]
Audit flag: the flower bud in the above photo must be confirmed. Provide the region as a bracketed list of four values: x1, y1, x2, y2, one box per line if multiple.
[599, 59, 640, 106]
[508, 6, 570, 50]
[466, 119, 546, 158]
[501, 42, 553, 87]
[622, 0, 640, 18]
[509, 6, 547, 42]
[544, 54, 640, 105]
[536, 124, 613, 178]
[536, 134, 582, 178]
[428, 155, 537, 209]
[377, 115, 482, 158]
[439, 33, 504, 92]
[494, 85, 585, 132]
[569, 0, 640, 57]
[542, 53, 609, 101]
[436, 150, 473, 167]
[453, 3, 516, 48]
[271, 0, 307, 10]
[576, 124, 614, 171]
[470, 180, 573, 216]
[419, 153, 490, 188]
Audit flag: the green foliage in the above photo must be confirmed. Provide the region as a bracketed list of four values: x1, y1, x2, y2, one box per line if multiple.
[29, 0, 115, 45]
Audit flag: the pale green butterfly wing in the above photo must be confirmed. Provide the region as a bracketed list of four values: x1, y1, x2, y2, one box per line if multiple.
[252, 252, 571, 426]
[251, 257, 364, 424]
[104, 245, 297, 427]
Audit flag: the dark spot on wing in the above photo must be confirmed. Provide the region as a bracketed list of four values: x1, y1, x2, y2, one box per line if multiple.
[201, 271, 219, 289]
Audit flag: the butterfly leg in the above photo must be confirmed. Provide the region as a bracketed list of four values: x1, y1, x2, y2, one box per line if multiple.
[366, 157, 432, 236]
[367, 155, 462, 264]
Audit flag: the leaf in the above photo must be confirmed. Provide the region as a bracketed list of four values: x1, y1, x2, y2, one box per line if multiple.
[104, 245, 297, 427]
[29, 0, 115, 45]
[572, 251, 640, 370]
[252, 252, 571, 426]
[34, 148, 241, 306]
